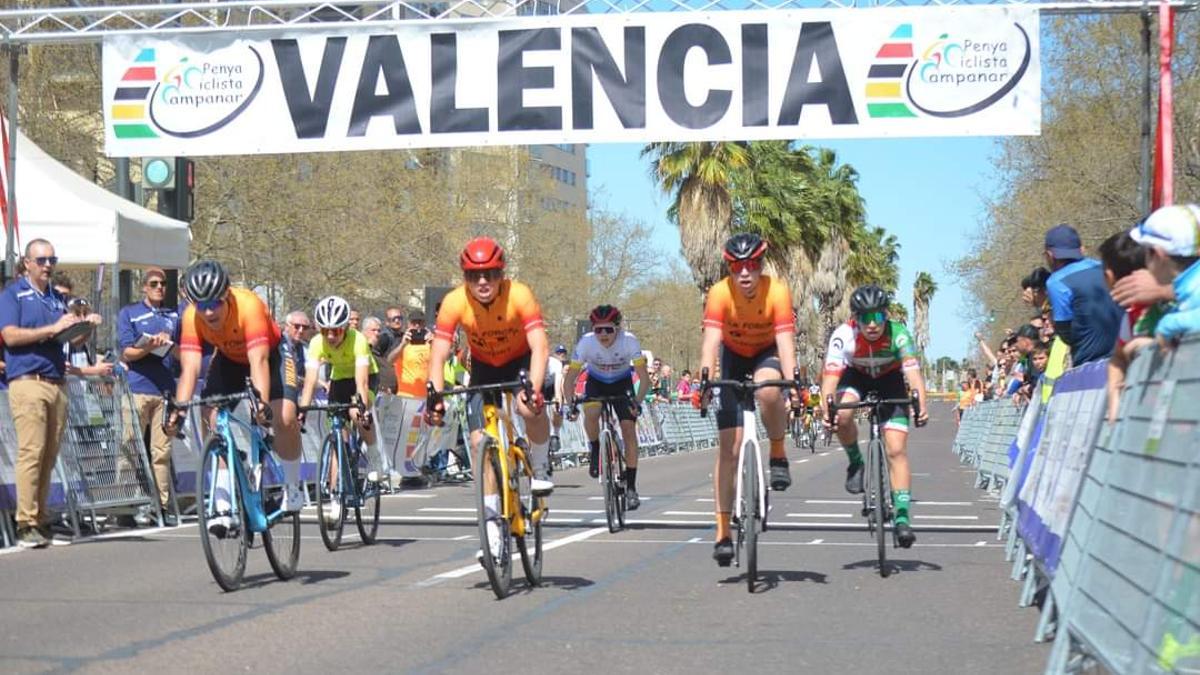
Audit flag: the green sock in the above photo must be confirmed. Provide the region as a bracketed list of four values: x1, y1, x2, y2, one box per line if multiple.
[894, 489, 912, 525]
[844, 442, 862, 466]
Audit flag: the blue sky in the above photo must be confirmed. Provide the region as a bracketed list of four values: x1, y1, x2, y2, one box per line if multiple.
[586, 138, 1003, 360]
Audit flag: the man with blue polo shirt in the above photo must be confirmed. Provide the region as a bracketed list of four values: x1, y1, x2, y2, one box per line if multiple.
[118, 267, 180, 526]
[0, 239, 96, 548]
[1043, 224, 1123, 366]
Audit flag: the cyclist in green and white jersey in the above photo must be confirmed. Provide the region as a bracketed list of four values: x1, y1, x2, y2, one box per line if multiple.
[820, 284, 928, 548]
[298, 296, 380, 522]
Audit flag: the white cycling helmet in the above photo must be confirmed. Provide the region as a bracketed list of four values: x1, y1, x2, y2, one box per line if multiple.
[313, 295, 351, 329]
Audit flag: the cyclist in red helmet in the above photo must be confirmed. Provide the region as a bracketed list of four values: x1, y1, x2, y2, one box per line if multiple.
[562, 305, 651, 508]
[426, 236, 554, 496]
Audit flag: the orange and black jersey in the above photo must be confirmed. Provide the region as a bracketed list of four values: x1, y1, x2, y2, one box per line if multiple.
[433, 280, 545, 367]
[703, 275, 794, 357]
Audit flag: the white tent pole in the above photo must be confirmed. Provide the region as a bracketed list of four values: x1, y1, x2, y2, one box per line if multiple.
[5, 45, 18, 277]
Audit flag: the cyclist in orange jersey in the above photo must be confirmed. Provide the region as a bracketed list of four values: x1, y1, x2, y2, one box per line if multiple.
[165, 261, 305, 520]
[699, 233, 800, 567]
[425, 236, 554, 497]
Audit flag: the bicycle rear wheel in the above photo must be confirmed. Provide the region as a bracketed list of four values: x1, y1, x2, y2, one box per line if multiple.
[198, 438, 248, 592]
[514, 452, 543, 587]
[601, 429, 621, 533]
[354, 445, 381, 544]
[742, 442, 760, 592]
[317, 434, 346, 551]
[263, 453, 300, 580]
[869, 437, 888, 578]
[476, 439, 512, 599]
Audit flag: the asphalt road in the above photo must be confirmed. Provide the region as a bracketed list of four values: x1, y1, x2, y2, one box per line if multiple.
[0, 403, 1050, 674]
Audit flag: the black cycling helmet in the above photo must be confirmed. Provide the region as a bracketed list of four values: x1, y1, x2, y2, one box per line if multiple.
[589, 304, 622, 325]
[184, 260, 230, 303]
[849, 284, 890, 314]
[723, 232, 768, 262]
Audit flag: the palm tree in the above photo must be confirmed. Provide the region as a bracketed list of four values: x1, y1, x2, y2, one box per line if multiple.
[642, 142, 750, 291]
[912, 271, 938, 359]
[888, 301, 909, 324]
[808, 149, 867, 341]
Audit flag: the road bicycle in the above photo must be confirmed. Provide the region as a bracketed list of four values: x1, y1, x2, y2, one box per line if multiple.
[300, 398, 381, 551]
[790, 408, 818, 453]
[699, 368, 799, 592]
[569, 394, 636, 533]
[827, 389, 923, 578]
[427, 374, 547, 599]
[167, 382, 300, 592]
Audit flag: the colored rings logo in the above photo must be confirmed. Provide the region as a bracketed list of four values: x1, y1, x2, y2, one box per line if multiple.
[866, 21, 1031, 119]
[110, 46, 264, 139]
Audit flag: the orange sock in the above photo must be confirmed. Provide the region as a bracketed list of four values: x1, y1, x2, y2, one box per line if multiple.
[770, 438, 786, 461]
[715, 512, 731, 541]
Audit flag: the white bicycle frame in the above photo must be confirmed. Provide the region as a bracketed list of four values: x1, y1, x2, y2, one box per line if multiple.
[733, 407, 768, 527]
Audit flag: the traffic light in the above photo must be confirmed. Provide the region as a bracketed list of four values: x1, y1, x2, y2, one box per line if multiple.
[147, 156, 194, 222]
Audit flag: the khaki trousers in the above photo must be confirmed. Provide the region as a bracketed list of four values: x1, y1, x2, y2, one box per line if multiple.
[10, 379, 68, 530]
[126, 393, 173, 508]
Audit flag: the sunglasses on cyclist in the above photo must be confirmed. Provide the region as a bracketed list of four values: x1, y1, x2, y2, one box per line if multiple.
[857, 311, 886, 325]
[729, 259, 762, 274]
[593, 325, 617, 335]
[465, 269, 503, 283]
[195, 298, 225, 312]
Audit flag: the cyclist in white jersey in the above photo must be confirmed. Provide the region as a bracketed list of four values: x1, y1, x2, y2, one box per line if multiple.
[563, 305, 650, 509]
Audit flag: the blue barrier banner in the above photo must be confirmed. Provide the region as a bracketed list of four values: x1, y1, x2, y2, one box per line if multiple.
[1016, 360, 1108, 575]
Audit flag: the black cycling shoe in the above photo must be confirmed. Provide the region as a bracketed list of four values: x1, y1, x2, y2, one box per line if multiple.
[845, 462, 865, 494]
[896, 521, 916, 548]
[588, 449, 600, 479]
[769, 460, 791, 491]
[713, 538, 734, 567]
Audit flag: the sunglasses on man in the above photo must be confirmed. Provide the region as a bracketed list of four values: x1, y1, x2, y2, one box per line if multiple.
[729, 259, 762, 274]
[31, 256, 58, 267]
[857, 311, 886, 325]
[464, 269, 503, 283]
[146, 280, 166, 289]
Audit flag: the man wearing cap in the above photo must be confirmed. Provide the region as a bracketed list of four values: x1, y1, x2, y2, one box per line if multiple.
[1044, 224, 1123, 365]
[1129, 204, 1200, 344]
[545, 344, 568, 453]
[118, 267, 181, 526]
[389, 310, 432, 399]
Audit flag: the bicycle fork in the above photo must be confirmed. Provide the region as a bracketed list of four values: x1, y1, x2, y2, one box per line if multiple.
[734, 410, 768, 532]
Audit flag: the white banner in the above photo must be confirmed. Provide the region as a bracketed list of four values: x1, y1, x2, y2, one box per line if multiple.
[102, 6, 1039, 156]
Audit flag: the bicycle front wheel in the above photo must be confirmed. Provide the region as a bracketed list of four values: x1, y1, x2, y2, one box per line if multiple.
[869, 437, 888, 578]
[354, 446, 381, 545]
[317, 434, 346, 551]
[601, 429, 621, 533]
[514, 451, 543, 587]
[742, 442, 760, 592]
[476, 438, 512, 599]
[198, 438, 248, 592]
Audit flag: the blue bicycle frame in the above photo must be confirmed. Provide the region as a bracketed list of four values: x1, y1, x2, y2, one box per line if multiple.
[207, 407, 286, 534]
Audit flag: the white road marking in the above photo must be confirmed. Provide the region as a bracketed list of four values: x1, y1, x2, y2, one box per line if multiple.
[810, 538, 824, 544]
[548, 509, 604, 515]
[426, 527, 607, 582]
[805, 499, 860, 505]
[584, 538, 1005, 549]
[914, 501, 974, 506]
[589, 496, 652, 501]
[694, 498, 715, 503]
[795, 459, 810, 464]
[453, 535, 472, 541]
[913, 515, 979, 520]
[785, 513, 853, 518]
[663, 511, 714, 516]
[688, 537, 703, 543]
[419, 507, 476, 513]
[975, 540, 988, 546]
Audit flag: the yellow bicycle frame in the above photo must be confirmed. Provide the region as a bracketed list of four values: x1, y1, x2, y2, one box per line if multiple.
[480, 393, 546, 538]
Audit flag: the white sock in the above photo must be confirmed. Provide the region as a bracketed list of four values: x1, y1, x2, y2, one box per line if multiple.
[283, 459, 301, 486]
[215, 469, 231, 509]
[530, 440, 550, 471]
[484, 494, 500, 519]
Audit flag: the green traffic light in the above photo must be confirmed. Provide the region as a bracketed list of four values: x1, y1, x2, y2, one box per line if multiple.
[144, 158, 172, 188]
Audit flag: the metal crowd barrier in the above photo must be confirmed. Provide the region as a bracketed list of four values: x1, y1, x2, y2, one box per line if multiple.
[947, 334, 1200, 674]
[976, 401, 1026, 492]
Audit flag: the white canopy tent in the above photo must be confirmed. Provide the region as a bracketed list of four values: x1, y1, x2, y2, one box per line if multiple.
[0, 130, 189, 268]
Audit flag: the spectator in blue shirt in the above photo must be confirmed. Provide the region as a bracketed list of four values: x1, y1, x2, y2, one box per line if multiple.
[117, 267, 180, 526]
[0, 239, 98, 548]
[1043, 224, 1123, 366]
[1130, 204, 1200, 344]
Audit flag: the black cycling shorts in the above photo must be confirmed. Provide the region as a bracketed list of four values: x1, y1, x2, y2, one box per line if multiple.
[836, 369, 911, 432]
[465, 353, 534, 432]
[202, 340, 299, 404]
[583, 376, 636, 423]
[328, 373, 380, 405]
[716, 346, 782, 431]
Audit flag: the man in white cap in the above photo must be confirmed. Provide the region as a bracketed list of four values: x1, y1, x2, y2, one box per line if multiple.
[1129, 203, 1200, 345]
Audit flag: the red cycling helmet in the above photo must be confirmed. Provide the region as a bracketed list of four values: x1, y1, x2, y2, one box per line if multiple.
[460, 236, 506, 271]
[589, 304, 622, 325]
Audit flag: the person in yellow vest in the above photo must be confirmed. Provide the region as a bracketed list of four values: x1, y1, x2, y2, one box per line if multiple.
[388, 311, 432, 399]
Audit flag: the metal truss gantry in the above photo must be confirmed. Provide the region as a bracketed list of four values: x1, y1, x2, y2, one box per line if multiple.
[0, 0, 1195, 46]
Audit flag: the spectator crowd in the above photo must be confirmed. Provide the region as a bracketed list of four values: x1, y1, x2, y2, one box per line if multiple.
[955, 204, 1200, 423]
